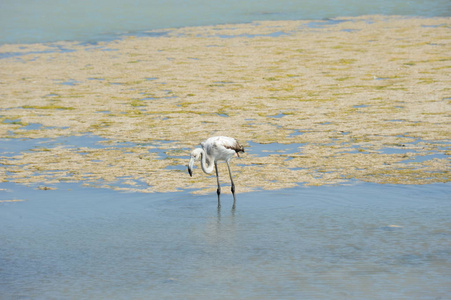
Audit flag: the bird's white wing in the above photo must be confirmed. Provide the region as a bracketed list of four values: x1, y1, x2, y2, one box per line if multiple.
[201, 136, 244, 158]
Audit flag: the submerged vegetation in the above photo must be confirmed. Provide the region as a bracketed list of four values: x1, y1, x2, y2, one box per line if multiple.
[0, 16, 450, 193]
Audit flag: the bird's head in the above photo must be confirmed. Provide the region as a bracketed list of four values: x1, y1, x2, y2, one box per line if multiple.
[188, 148, 203, 177]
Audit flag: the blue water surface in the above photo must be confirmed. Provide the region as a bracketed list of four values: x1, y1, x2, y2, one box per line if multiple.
[1, 0, 450, 44]
[0, 182, 450, 299]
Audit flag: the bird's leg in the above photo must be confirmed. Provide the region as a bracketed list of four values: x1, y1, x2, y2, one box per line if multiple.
[215, 162, 221, 208]
[226, 161, 237, 209]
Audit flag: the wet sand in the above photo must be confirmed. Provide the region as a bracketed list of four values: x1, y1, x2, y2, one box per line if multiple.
[0, 15, 450, 194]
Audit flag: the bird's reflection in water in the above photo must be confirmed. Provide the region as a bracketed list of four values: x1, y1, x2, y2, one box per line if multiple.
[198, 197, 237, 254]
[217, 199, 236, 222]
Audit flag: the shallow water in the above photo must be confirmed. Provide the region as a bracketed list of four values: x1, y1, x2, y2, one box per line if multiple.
[1, 0, 450, 44]
[1, 182, 450, 299]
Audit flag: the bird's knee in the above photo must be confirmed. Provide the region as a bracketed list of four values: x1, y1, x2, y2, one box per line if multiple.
[217, 188, 221, 195]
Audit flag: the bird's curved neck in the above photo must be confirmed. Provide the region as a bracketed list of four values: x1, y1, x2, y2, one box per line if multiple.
[200, 150, 215, 174]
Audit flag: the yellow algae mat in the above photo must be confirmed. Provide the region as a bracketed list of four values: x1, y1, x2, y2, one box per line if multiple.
[0, 16, 450, 194]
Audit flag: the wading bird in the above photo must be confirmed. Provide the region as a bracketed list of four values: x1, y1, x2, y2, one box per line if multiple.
[188, 136, 244, 208]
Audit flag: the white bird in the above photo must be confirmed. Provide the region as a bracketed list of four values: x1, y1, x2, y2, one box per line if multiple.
[188, 136, 244, 207]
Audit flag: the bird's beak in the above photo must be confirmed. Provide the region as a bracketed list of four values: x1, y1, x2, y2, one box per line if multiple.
[188, 158, 194, 177]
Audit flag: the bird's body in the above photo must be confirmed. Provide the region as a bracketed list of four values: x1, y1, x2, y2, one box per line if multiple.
[188, 136, 244, 208]
[200, 136, 243, 164]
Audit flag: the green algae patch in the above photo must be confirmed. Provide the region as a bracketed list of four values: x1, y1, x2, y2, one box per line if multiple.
[0, 15, 450, 193]
[22, 105, 76, 110]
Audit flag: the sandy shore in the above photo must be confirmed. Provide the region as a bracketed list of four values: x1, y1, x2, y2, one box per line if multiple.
[0, 15, 450, 193]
